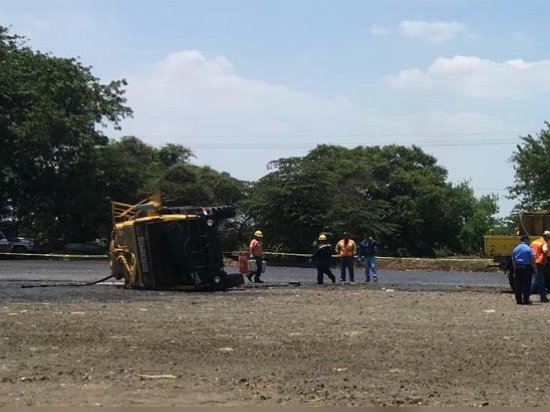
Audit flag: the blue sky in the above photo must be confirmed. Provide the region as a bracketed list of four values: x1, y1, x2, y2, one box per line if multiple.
[3, 0, 550, 215]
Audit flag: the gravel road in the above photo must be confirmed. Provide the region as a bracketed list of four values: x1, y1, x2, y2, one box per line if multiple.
[4, 260, 537, 407]
[0, 260, 508, 303]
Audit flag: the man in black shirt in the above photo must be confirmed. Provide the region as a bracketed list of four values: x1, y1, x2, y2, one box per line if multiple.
[312, 234, 336, 284]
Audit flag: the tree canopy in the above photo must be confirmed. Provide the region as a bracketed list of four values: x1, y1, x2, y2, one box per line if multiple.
[509, 122, 550, 210]
[0, 26, 132, 245]
[244, 145, 497, 256]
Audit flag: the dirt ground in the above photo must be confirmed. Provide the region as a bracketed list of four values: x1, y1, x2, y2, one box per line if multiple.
[377, 257, 498, 272]
[0, 285, 548, 407]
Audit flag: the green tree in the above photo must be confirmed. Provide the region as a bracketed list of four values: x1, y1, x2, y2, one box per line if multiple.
[245, 144, 481, 256]
[158, 143, 194, 167]
[0, 26, 132, 245]
[509, 122, 550, 209]
[99, 136, 161, 204]
[457, 188, 500, 255]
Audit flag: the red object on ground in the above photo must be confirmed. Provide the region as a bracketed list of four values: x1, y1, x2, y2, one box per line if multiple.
[239, 252, 249, 275]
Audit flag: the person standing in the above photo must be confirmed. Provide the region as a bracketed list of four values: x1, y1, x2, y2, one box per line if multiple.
[249, 230, 264, 283]
[512, 235, 536, 305]
[312, 234, 336, 284]
[530, 231, 550, 302]
[359, 233, 378, 282]
[335, 232, 356, 282]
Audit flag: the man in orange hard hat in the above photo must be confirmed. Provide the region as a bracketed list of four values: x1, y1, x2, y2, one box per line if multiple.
[530, 231, 550, 302]
[249, 230, 264, 283]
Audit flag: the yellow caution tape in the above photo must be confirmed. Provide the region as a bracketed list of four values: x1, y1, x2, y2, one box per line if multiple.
[0, 252, 108, 259]
[225, 251, 491, 263]
[1, 250, 491, 263]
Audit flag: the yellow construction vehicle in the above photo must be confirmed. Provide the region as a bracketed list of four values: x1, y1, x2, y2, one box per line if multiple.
[484, 210, 550, 290]
[108, 193, 243, 291]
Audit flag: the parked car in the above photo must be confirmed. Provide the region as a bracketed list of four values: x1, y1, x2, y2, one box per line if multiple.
[0, 230, 36, 253]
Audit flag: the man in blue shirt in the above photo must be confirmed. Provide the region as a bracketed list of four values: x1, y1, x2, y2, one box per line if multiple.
[358, 234, 378, 282]
[512, 235, 536, 305]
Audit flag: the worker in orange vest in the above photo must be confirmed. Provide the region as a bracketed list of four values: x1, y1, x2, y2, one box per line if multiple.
[530, 230, 550, 302]
[335, 232, 356, 282]
[249, 230, 264, 283]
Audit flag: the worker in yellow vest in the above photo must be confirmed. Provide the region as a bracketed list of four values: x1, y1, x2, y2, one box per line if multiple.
[335, 232, 356, 282]
[530, 231, 550, 302]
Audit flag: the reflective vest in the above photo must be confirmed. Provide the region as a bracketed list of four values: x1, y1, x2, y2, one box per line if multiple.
[250, 238, 263, 257]
[336, 239, 356, 257]
[530, 237, 547, 265]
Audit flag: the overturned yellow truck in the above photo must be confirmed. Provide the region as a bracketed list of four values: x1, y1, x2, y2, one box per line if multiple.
[484, 210, 550, 291]
[108, 193, 244, 291]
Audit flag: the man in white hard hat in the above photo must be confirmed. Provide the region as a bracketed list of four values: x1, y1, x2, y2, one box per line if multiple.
[249, 230, 264, 283]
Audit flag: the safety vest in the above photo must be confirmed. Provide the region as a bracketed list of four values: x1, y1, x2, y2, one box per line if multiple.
[530, 237, 547, 264]
[250, 238, 263, 257]
[337, 239, 356, 257]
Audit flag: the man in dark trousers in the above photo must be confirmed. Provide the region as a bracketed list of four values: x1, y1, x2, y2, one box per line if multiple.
[512, 234, 536, 305]
[530, 230, 550, 302]
[335, 232, 356, 282]
[312, 234, 336, 284]
[249, 230, 264, 283]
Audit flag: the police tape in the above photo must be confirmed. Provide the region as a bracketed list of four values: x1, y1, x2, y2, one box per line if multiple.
[226, 251, 492, 263]
[0, 251, 108, 259]
[0, 250, 492, 263]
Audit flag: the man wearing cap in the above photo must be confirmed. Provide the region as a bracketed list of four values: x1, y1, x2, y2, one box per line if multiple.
[359, 233, 378, 282]
[512, 235, 536, 305]
[530, 231, 550, 302]
[312, 234, 336, 284]
[335, 232, 356, 282]
[249, 230, 264, 283]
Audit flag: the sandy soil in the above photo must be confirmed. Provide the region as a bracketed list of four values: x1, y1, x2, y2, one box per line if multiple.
[0, 285, 548, 407]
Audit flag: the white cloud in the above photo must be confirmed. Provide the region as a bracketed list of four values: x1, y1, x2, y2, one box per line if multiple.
[120, 50, 397, 178]
[399, 20, 467, 43]
[0, 11, 93, 40]
[370, 24, 390, 35]
[386, 55, 550, 97]
[123, 50, 388, 141]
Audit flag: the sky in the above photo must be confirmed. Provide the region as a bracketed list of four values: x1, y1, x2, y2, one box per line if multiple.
[3, 0, 550, 216]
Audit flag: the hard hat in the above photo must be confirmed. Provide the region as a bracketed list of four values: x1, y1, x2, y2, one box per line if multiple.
[318, 234, 327, 241]
[254, 230, 263, 238]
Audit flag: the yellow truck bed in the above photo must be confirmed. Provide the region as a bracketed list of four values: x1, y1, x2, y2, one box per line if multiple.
[483, 235, 539, 257]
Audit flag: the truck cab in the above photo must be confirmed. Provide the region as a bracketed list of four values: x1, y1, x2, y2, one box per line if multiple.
[109, 194, 243, 291]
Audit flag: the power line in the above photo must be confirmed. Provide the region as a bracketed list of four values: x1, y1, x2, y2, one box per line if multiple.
[131, 130, 528, 139]
[182, 139, 520, 149]
[474, 188, 509, 191]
